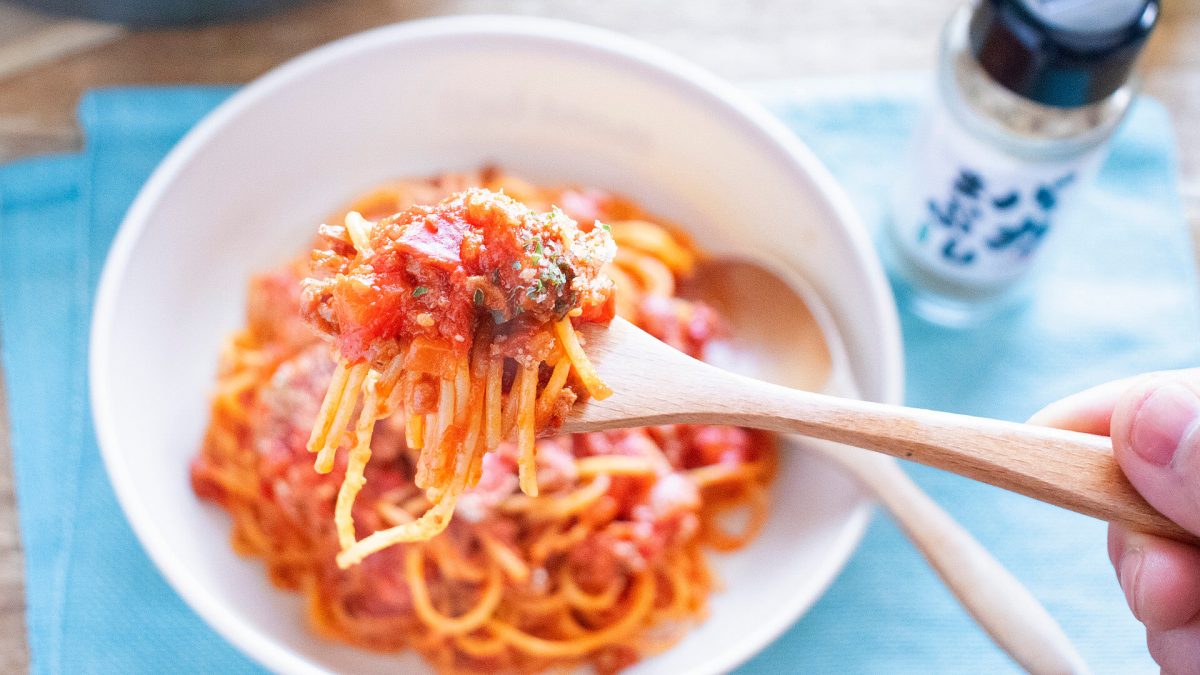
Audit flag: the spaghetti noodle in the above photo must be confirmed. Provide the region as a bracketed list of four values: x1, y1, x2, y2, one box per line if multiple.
[301, 186, 617, 567]
[191, 169, 777, 673]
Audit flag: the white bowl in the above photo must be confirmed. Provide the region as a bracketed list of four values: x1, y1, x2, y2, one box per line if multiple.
[91, 16, 904, 675]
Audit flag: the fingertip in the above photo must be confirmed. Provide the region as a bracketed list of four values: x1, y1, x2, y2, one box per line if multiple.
[1112, 378, 1200, 468]
[1110, 374, 1200, 534]
[1113, 530, 1200, 631]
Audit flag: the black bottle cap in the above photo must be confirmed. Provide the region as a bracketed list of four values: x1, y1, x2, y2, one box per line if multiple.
[968, 0, 1159, 107]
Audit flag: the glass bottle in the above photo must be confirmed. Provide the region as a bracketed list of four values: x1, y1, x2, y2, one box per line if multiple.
[886, 0, 1160, 325]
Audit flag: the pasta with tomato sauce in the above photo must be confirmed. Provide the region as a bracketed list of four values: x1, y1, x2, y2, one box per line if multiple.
[191, 169, 777, 673]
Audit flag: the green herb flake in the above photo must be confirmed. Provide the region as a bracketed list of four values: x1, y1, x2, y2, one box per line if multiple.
[412, 286, 430, 298]
[598, 221, 612, 232]
[541, 264, 567, 288]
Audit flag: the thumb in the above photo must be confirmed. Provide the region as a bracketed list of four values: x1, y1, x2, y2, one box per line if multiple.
[1111, 370, 1200, 536]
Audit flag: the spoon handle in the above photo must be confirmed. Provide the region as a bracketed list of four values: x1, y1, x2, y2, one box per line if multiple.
[571, 319, 1192, 543]
[737, 382, 1198, 546]
[813, 442, 1089, 674]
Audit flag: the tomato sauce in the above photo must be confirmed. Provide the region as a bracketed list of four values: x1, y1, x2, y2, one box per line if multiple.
[301, 189, 615, 364]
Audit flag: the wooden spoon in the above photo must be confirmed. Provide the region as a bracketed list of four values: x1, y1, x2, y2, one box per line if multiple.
[681, 258, 1088, 675]
[563, 278, 1196, 549]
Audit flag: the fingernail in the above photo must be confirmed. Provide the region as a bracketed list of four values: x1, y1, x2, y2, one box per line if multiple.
[1118, 546, 1144, 622]
[1130, 384, 1200, 466]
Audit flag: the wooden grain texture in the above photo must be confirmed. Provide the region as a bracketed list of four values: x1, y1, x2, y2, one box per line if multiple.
[565, 318, 1200, 546]
[0, 0, 1194, 161]
[0, 20, 124, 81]
[0, 1, 1197, 670]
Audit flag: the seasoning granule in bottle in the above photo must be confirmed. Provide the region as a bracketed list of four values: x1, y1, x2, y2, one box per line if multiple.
[885, 0, 1160, 325]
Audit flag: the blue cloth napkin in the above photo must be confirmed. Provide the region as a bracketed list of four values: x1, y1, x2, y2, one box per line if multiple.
[1, 85, 1196, 674]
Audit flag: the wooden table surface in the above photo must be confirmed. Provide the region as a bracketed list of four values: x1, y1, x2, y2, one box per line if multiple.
[0, 1, 1196, 670]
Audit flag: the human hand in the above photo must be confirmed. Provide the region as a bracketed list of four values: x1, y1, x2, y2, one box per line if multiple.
[1030, 368, 1200, 672]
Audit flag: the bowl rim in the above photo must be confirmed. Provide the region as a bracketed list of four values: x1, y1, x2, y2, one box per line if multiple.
[90, 14, 904, 675]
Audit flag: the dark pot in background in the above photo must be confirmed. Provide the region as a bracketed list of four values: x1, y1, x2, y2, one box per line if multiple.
[9, 0, 311, 25]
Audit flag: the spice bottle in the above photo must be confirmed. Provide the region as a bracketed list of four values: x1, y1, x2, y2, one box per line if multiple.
[886, 0, 1160, 324]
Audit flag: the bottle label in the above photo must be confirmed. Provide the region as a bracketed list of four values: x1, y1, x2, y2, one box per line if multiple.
[892, 105, 1106, 288]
